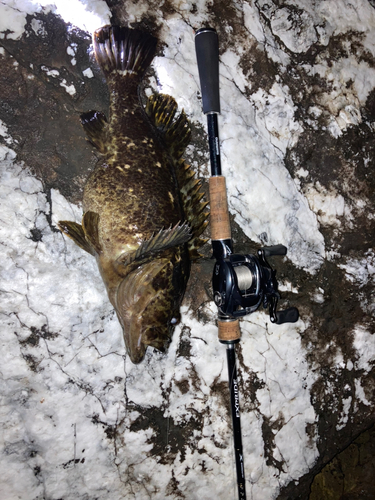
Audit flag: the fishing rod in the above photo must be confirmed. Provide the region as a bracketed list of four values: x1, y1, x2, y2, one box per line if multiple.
[194, 28, 299, 500]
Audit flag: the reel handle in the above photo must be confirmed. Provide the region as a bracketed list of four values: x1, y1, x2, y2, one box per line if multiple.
[195, 28, 220, 114]
[275, 307, 299, 325]
[262, 245, 287, 257]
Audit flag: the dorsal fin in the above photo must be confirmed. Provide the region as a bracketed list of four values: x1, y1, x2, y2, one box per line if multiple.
[58, 220, 95, 256]
[175, 160, 209, 259]
[145, 94, 191, 159]
[146, 94, 209, 258]
[80, 111, 108, 154]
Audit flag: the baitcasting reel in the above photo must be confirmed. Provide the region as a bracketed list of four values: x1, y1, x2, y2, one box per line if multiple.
[212, 241, 299, 325]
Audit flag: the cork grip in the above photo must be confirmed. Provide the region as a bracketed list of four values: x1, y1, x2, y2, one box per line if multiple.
[218, 319, 241, 342]
[209, 176, 231, 240]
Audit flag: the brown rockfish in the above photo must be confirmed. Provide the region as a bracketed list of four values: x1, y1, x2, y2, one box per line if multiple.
[58, 26, 208, 364]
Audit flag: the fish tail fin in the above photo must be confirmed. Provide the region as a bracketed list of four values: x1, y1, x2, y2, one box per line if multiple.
[93, 25, 157, 79]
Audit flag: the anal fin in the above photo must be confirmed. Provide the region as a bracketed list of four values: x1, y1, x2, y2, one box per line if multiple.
[81, 110, 108, 154]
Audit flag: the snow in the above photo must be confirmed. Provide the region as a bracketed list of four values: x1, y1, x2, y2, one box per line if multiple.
[82, 67, 94, 78]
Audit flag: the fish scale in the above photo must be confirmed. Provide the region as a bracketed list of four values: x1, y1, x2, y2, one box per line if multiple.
[58, 25, 208, 364]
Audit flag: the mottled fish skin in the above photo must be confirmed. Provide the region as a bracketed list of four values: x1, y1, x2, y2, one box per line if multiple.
[58, 26, 208, 364]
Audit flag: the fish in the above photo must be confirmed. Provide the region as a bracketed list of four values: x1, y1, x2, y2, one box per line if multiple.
[58, 25, 208, 364]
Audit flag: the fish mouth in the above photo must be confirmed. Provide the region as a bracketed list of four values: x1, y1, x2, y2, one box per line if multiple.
[115, 258, 179, 364]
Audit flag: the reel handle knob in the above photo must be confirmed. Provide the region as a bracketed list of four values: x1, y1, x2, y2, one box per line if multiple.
[195, 28, 220, 114]
[261, 245, 287, 257]
[275, 307, 299, 324]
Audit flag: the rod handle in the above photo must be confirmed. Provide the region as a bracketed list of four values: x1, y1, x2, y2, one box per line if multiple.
[218, 319, 241, 342]
[209, 176, 231, 241]
[195, 28, 220, 114]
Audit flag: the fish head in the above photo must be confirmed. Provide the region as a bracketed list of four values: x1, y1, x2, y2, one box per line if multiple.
[115, 256, 188, 364]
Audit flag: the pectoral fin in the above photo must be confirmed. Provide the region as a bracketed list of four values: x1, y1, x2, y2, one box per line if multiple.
[116, 222, 191, 273]
[58, 220, 96, 256]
